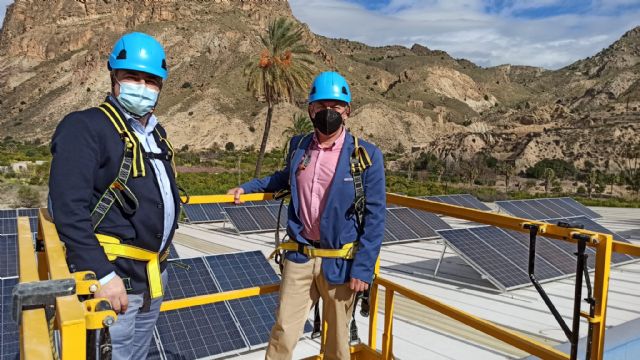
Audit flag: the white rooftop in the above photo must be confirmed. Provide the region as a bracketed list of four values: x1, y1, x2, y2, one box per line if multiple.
[171, 205, 640, 360]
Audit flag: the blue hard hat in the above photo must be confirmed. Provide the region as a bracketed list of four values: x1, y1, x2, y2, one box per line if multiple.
[308, 71, 351, 104]
[108, 32, 168, 80]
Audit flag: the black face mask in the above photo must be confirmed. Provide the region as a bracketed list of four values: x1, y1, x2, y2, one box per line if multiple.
[312, 109, 343, 135]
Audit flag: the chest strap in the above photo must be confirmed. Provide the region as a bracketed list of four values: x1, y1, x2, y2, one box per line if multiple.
[96, 234, 169, 299]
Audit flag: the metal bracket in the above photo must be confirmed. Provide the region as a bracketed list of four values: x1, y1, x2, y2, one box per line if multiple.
[12, 278, 76, 325]
[83, 298, 117, 330]
[74, 271, 100, 296]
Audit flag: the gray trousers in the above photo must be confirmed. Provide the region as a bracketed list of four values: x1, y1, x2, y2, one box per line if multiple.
[109, 271, 167, 360]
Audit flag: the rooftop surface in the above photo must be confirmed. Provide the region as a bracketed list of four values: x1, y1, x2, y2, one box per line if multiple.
[170, 204, 640, 360]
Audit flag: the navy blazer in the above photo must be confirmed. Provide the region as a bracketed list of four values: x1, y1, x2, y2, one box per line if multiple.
[49, 98, 180, 294]
[241, 130, 386, 284]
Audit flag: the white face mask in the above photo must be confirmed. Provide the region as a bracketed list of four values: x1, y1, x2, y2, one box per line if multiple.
[116, 80, 159, 116]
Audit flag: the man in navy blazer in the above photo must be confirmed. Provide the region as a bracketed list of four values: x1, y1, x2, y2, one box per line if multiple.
[228, 72, 386, 360]
[49, 33, 179, 360]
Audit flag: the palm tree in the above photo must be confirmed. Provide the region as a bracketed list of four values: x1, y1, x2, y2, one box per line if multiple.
[543, 168, 555, 194]
[283, 112, 313, 137]
[245, 17, 314, 177]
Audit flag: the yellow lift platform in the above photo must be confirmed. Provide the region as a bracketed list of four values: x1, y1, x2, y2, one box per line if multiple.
[12, 193, 640, 359]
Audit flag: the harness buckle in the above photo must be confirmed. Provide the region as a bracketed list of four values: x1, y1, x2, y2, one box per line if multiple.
[297, 243, 306, 255]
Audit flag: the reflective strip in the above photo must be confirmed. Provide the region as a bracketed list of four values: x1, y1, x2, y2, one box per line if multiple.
[96, 234, 165, 299]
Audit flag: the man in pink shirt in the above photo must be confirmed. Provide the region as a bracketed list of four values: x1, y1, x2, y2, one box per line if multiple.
[228, 72, 386, 360]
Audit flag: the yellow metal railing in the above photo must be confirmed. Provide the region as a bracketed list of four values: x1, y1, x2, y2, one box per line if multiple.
[15, 193, 640, 359]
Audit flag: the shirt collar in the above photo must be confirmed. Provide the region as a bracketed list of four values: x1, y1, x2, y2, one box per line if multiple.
[312, 126, 346, 150]
[108, 95, 158, 136]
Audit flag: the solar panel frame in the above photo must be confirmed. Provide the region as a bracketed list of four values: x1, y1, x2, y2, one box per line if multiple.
[182, 204, 208, 223]
[17, 208, 39, 218]
[559, 197, 602, 219]
[384, 210, 421, 242]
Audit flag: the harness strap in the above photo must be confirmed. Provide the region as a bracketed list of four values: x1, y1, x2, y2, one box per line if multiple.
[154, 128, 177, 176]
[95, 234, 168, 299]
[99, 103, 145, 178]
[271, 241, 356, 260]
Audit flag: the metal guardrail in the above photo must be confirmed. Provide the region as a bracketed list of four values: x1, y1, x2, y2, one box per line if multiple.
[15, 194, 640, 359]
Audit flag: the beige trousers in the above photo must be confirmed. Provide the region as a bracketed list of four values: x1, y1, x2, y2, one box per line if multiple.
[265, 258, 357, 360]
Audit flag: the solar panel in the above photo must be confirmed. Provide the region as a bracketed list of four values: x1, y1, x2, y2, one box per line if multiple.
[182, 204, 208, 223]
[201, 203, 225, 222]
[206, 251, 311, 347]
[384, 210, 420, 242]
[167, 243, 179, 260]
[156, 257, 248, 358]
[247, 206, 277, 230]
[0, 235, 18, 278]
[437, 228, 533, 290]
[146, 335, 163, 360]
[424, 194, 491, 211]
[502, 229, 579, 274]
[17, 208, 39, 217]
[408, 208, 452, 231]
[388, 208, 438, 238]
[0, 218, 17, 235]
[496, 198, 601, 220]
[0, 210, 15, 219]
[267, 204, 288, 228]
[1, 277, 19, 360]
[223, 207, 261, 233]
[559, 198, 602, 219]
[155, 302, 248, 359]
[470, 227, 563, 281]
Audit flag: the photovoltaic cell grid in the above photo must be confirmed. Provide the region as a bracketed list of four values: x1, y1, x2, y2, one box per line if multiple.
[423, 194, 492, 211]
[150, 251, 303, 359]
[438, 219, 638, 291]
[496, 197, 601, 220]
[382, 208, 450, 244]
[0, 235, 18, 278]
[182, 201, 283, 224]
[1, 277, 19, 360]
[223, 205, 288, 234]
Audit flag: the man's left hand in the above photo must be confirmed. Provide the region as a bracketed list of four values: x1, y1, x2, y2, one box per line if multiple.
[349, 278, 369, 292]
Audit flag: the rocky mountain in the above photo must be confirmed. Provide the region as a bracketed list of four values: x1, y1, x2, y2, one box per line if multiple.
[0, 0, 638, 174]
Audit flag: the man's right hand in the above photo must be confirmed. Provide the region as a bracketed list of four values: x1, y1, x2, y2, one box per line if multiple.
[227, 187, 245, 204]
[94, 275, 129, 314]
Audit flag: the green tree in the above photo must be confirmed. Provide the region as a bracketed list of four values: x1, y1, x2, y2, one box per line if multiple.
[497, 161, 515, 193]
[245, 17, 314, 177]
[615, 143, 640, 198]
[543, 168, 555, 194]
[586, 170, 598, 198]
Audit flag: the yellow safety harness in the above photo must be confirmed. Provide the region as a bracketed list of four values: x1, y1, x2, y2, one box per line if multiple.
[92, 102, 176, 298]
[271, 133, 372, 263]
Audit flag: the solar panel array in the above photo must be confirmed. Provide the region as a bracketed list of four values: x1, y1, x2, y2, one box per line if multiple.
[496, 197, 601, 220]
[223, 205, 288, 233]
[150, 251, 310, 359]
[438, 219, 637, 291]
[182, 201, 282, 224]
[423, 194, 492, 211]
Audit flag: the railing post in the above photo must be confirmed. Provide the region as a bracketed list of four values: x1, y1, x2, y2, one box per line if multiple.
[590, 234, 613, 359]
[56, 295, 87, 359]
[368, 259, 380, 350]
[381, 289, 394, 359]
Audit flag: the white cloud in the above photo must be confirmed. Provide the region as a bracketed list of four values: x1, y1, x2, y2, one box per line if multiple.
[289, 0, 640, 69]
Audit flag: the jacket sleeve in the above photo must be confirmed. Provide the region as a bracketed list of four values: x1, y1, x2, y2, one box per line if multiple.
[350, 146, 386, 283]
[240, 136, 297, 194]
[48, 113, 116, 279]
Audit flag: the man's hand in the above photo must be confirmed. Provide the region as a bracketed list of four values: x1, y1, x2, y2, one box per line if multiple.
[94, 275, 129, 314]
[349, 277, 369, 292]
[227, 187, 245, 204]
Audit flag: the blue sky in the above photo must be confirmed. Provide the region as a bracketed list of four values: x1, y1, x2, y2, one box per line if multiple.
[289, 0, 640, 69]
[2, 1, 639, 69]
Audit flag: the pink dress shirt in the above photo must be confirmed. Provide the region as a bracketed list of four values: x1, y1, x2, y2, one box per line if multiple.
[296, 128, 347, 241]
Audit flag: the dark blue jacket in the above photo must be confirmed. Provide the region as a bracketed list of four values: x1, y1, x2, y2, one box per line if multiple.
[49, 97, 180, 294]
[241, 131, 386, 284]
